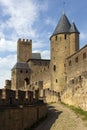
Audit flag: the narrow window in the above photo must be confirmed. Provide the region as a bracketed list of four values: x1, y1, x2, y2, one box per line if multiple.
[56, 79, 58, 83]
[72, 79, 74, 84]
[55, 35, 58, 41]
[64, 34, 67, 39]
[53, 65, 56, 71]
[20, 70, 23, 73]
[26, 70, 28, 73]
[83, 53, 86, 59]
[79, 76, 82, 82]
[69, 60, 72, 66]
[64, 64, 66, 67]
[75, 57, 78, 63]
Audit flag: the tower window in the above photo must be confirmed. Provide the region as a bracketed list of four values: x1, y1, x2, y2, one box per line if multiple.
[26, 70, 28, 73]
[69, 60, 72, 66]
[55, 35, 58, 41]
[64, 34, 67, 39]
[75, 57, 78, 63]
[72, 79, 74, 84]
[83, 53, 86, 59]
[20, 70, 23, 73]
[56, 79, 58, 83]
[53, 65, 56, 71]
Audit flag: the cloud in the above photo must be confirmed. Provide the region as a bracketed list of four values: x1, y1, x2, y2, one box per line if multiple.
[0, 0, 48, 39]
[0, 0, 50, 88]
[33, 50, 50, 59]
[0, 0, 37, 37]
[80, 32, 87, 40]
[45, 17, 56, 27]
[0, 54, 17, 88]
[32, 40, 49, 50]
[41, 50, 50, 59]
[0, 38, 16, 52]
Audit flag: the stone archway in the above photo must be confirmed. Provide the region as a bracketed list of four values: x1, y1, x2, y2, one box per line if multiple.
[24, 78, 30, 89]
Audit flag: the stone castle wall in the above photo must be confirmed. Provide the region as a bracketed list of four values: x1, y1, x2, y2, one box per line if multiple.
[61, 45, 87, 111]
[28, 59, 51, 90]
[0, 104, 47, 130]
[0, 89, 34, 106]
[43, 88, 59, 103]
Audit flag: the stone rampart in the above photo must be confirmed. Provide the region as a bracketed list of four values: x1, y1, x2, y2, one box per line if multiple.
[0, 89, 33, 106]
[43, 89, 59, 103]
[0, 104, 47, 130]
[61, 71, 87, 111]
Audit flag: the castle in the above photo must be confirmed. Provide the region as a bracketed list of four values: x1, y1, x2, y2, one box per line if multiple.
[1, 13, 87, 110]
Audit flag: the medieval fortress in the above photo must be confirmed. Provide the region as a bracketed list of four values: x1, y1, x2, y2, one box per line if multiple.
[0, 13, 87, 112]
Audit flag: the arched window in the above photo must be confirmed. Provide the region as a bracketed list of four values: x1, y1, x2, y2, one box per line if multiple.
[25, 78, 30, 85]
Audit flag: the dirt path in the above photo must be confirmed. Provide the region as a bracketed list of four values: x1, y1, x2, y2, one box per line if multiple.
[34, 103, 87, 130]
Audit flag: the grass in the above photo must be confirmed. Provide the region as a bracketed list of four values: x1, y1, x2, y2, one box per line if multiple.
[61, 102, 87, 121]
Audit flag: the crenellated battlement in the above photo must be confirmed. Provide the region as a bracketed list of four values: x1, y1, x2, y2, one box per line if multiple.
[0, 88, 40, 107]
[17, 38, 32, 45]
[17, 38, 32, 62]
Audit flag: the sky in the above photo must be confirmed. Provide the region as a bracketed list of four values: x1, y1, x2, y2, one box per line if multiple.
[0, 0, 87, 88]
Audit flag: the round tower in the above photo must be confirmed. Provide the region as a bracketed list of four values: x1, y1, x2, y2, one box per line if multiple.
[50, 13, 79, 92]
[69, 22, 79, 55]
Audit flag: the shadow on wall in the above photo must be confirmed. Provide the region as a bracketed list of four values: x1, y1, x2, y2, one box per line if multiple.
[33, 105, 62, 130]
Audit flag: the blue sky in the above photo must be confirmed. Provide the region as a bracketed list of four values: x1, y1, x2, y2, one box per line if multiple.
[0, 0, 87, 88]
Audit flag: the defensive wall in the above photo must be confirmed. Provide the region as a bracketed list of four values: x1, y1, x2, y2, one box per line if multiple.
[28, 59, 51, 90]
[0, 104, 47, 130]
[0, 88, 38, 106]
[61, 45, 87, 111]
[43, 88, 59, 103]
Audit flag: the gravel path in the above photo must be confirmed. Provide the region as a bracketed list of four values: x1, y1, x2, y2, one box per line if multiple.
[34, 103, 87, 130]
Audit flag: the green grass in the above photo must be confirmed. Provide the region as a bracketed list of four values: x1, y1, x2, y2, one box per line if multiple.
[61, 102, 87, 121]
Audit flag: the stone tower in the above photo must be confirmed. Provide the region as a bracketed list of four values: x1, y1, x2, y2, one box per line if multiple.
[17, 38, 32, 62]
[50, 13, 79, 92]
[11, 38, 32, 90]
[11, 62, 31, 90]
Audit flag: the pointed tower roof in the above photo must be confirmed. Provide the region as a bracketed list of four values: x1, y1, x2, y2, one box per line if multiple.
[69, 22, 79, 33]
[52, 13, 71, 36]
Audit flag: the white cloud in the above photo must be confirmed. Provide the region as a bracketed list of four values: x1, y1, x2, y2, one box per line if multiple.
[0, 54, 17, 88]
[80, 32, 87, 40]
[41, 50, 50, 59]
[0, 38, 16, 52]
[0, 0, 48, 38]
[0, 0, 50, 88]
[32, 40, 49, 50]
[33, 49, 50, 59]
[45, 17, 56, 27]
[0, 0, 38, 37]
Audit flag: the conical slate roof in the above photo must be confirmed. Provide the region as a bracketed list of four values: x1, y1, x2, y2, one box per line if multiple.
[53, 13, 71, 35]
[69, 22, 79, 33]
